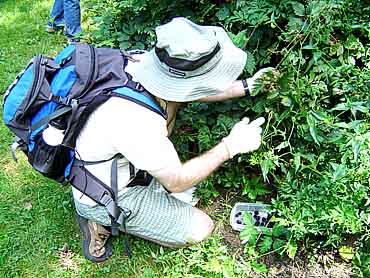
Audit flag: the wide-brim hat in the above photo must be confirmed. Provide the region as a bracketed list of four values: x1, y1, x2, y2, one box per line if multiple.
[129, 17, 247, 102]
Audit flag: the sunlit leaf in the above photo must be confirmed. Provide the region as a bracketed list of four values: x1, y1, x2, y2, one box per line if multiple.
[287, 241, 298, 259]
[339, 246, 355, 262]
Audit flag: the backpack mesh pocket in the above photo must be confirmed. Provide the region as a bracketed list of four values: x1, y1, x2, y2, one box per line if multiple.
[28, 134, 71, 182]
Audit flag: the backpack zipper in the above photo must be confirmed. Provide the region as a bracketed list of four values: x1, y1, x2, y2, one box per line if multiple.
[23, 55, 43, 113]
[77, 45, 96, 99]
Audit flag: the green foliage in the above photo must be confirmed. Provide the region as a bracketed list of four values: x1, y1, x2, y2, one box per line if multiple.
[84, 0, 370, 274]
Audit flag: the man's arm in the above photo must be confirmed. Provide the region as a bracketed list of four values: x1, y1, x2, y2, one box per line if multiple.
[151, 141, 230, 193]
[199, 68, 276, 102]
[199, 81, 245, 102]
[151, 117, 265, 193]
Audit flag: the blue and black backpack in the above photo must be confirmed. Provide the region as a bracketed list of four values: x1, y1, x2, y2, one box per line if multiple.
[2, 43, 166, 248]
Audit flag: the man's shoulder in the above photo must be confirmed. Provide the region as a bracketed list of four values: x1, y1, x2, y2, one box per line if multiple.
[97, 97, 165, 126]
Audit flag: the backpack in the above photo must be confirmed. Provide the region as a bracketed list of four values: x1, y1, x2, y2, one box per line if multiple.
[2, 43, 166, 254]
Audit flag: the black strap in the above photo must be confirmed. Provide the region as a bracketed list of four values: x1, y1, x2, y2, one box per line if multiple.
[110, 155, 121, 236]
[70, 155, 134, 257]
[242, 79, 250, 97]
[129, 163, 135, 180]
[69, 163, 113, 203]
[110, 154, 132, 257]
[69, 160, 128, 223]
[126, 170, 153, 188]
[41, 57, 61, 70]
[74, 155, 120, 166]
[121, 212, 132, 258]
[31, 106, 72, 131]
[64, 99, 79, 135]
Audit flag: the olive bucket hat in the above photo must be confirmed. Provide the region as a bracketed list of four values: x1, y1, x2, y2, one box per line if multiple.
[129, 17, 247, 102]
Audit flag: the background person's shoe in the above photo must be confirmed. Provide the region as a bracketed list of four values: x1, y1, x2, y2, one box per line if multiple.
[45, 22, 64, 33]
[67, 37, 80, 43]
[76, 214, 113, 263]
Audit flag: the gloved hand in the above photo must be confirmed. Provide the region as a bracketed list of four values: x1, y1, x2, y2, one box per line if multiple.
[244, 67, 277, 96]
[222, 117, 265, 159]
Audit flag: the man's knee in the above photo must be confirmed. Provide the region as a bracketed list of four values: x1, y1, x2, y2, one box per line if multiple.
[188, 208, 214, 243]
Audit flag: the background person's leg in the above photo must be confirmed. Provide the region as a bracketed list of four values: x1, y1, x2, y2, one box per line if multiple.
[47, 0, 65, 31]
[63, 0, 82, 38]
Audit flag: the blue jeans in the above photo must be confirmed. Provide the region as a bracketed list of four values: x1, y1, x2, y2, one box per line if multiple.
[49, 0, 81, 38]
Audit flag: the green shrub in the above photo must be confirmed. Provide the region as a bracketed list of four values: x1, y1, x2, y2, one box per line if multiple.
[84, 0, 370, 274]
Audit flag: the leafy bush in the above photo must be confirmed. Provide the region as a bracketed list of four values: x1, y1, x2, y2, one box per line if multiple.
[84, 0, 370, 274]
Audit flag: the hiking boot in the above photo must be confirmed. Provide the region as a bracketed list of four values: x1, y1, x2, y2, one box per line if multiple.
[76, 214, 113, 262]
[45, 22, 64, 33]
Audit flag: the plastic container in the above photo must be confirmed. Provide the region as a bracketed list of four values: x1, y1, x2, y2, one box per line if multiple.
[230, 202, 271, 231]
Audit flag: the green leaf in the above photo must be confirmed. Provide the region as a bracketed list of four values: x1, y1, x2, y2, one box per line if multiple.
[259, 236, 273, 253]
[216, 6, 230, 21]
[351, 139, 361, 162]
[275, 141, 289, 151]
[302, 44, 317, 50]
[331, 103, 347, 111]
[134, 42, 145, 49]
[119, 40, 131, 49]
[259, 226, 272, 236]
[245, 51, 256, 75]
[337, 44, 344, 56]
[333, 122, 349, 129]
[240, 225, 258, 244]
[287, 241, 298, 259]
[251, 262, 268, 273]
[280, 96, 293, 107]
[230, 30, 247, 49]
[330, 163, 346, 180]
[273, 239, 286, 253]
[240, 213, 258, 243]
[288, 16, 303, 30]
[260, 158, 275, 181]
[311, 111, 327, 121]
[272, 225, 286, 237]
[243, 212, 255, 227]
[307, 113, 321, 145]
[292, 2, 305, 17]
[293, 153, 301, 173]
[339, 246, 355, 262]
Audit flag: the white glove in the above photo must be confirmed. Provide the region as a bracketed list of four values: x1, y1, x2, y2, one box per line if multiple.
[222, 117, 265, 159]
[246, 67, 276, 96]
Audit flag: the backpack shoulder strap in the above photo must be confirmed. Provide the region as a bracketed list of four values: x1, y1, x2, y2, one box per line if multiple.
[110, 86, 167, 119]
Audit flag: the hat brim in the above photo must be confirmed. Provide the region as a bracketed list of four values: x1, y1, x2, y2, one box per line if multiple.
[129, 26, 247, 102]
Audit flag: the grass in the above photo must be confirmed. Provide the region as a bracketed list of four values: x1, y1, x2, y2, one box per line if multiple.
[0, 1, 247, 277]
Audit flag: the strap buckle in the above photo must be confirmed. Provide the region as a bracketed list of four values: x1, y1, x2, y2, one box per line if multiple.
[48, 95, 77, 106]
[10, 141, 20, 162]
